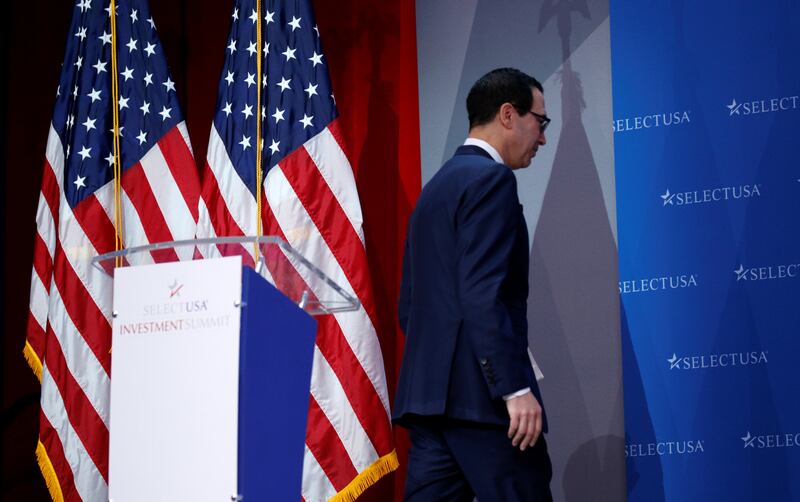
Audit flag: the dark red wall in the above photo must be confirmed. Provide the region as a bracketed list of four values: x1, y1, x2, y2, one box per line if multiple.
[2, 1, 419, 500]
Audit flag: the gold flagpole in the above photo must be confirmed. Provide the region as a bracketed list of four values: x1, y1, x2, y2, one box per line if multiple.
[254, 0, 264, 260]
[109, 0, 124, 267]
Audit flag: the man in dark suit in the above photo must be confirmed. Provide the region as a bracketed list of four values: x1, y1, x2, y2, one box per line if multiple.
[394, 68, 552, 501]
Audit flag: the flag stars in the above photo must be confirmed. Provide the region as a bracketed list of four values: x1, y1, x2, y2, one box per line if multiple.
[232, 7, 239, 20]
[272, 107, 285, 123]
[75, 27, 87, 41]
[144, 72, 153, 86]
[74, 175, 87, 189]
[121, 66, 134, 81]
[228, 39, 237, 54]
[109, 125, 125, 137]
[277, 76, 291, 92]
[144, 42, 156, 57]
[159, 106, 172, 121]
[77, 0, 91, 13]
[222, 102, 232, 116]
[224, 71, 235, 85]
[140, 101, 151, 116]
[130, 8, 138, 22]
[262, 74, 268, 87]
[299, 114, 314, 128]
[93, 59, 107, 74]
[249, 9, 258, 23]
[247, 41, 257, 57]
[74, 56, 83, 70]
[288, 16, 302, 31]
[309, 52, 323, 67]
[78, 145, 92, 160]
[73, 85, 79, 98]
[118, 96, 130, 110]
[244, 72, 256, 87]
[282, 46, 297, 61]
[82, 116, 97, 131]
[126, 38, 138, 52]
[240, 134, 251, 150]
[66, 114, 75, 130]
[304, 82, 318, 98]
[99, 31, 112, 45]
[265, 10, 275, 24]
[137, 130, 147, 145]
[314, 25, 320, 37]
[163, 78, 176, 92]
[147, 17, 155, 29]
[105, 152, 116, 166]
[268, 139, 280, 155]
[241, 104, 254, 119]
[87, 88, 102, 102]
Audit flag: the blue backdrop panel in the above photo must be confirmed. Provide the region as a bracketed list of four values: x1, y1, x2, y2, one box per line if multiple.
[237, 267, 317, 500]
[610, 0, 800, 500]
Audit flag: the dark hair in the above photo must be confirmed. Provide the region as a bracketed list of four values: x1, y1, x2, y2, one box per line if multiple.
[466, 68, 543, 129]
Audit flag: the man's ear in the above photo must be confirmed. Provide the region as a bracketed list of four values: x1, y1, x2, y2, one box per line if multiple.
[498, 102, 515, 129]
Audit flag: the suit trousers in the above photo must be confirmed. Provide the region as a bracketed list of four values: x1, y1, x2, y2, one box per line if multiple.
[403, 417, 553, 502]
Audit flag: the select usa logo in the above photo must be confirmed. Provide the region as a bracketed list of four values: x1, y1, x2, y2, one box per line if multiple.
[619, 273, 698, 294]
[667, 350, 768, 370]
[741, 431, 800, 449]
[735, 263, 799, 282]
[661, 184, 762, 206]
[727, 95, 799, 117]
[118, 276, 232, 335]
[626, 439, 705, 458]
[613, 110, 691, 133]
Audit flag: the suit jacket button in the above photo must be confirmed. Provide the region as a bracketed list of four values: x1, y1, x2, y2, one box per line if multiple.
[479, 358, 488, 366]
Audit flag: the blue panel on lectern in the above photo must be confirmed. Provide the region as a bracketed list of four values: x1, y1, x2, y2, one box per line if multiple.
[237, 266, 317, 500]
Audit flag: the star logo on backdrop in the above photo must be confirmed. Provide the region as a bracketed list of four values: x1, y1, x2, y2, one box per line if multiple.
[661, 189, 674, 206]
[667, 353, 679, 369]
[727, 99, 741, 116]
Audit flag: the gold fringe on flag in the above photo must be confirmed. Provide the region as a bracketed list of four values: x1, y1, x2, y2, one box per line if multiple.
[23, 340, 43, 383]
[328, 449, 400, 502]
[36, 441, 65, 502]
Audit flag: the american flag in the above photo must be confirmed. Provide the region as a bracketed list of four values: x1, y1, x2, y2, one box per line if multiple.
[195, 1, 396, 500]
[24, 0, 199, 500]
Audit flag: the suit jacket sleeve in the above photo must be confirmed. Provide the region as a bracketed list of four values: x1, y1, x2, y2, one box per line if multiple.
[456, 166, 530, 399]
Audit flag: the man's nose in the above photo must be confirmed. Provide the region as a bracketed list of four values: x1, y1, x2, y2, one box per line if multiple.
[538, 131, 547, 146]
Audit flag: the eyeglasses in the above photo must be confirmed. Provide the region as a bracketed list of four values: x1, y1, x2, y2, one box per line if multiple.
[529, 111, 551, 132]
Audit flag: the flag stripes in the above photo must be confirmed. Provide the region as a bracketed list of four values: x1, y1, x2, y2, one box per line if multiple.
[27, 3, 201, 499]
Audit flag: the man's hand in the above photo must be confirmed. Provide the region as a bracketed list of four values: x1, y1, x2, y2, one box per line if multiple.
[506, 392, 542, 451]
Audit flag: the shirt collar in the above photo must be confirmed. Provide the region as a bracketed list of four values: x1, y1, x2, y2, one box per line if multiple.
[463, 138, 504, 164]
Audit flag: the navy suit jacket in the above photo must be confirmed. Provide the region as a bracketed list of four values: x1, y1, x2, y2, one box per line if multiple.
[393, 145, 546, 430]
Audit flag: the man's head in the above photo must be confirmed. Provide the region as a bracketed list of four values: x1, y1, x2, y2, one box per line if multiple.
[466, 68, 548, 169]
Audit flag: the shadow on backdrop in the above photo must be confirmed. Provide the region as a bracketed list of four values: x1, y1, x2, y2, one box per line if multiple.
[527, 4, 625, 499]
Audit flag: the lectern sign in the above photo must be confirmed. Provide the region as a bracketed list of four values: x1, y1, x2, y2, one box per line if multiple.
[109, 256, 243, 502]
